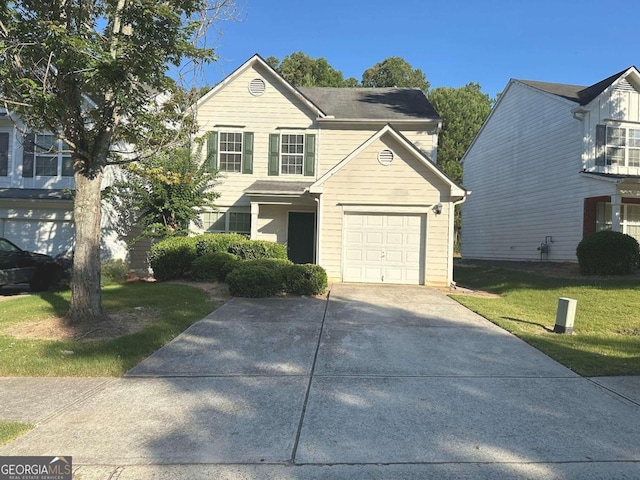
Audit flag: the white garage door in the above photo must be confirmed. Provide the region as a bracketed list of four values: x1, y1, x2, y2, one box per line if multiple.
[3, 219, 74, 256]
[343, 213, 424, 284]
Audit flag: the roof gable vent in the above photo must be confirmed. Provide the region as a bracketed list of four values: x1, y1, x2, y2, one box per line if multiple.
[378, 149, 394, 166]
[249, 78, 266, 96]
[614, 78, 637, 93]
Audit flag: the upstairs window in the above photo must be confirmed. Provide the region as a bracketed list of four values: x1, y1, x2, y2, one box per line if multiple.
[22, 133, 73, 178]
[268, 133, 316, 177]
[596, 125, 640, 168]
[206, 131, 253, 174]
[280, 134, 305, 175]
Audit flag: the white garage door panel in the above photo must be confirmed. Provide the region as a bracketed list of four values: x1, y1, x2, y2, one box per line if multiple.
[343, 213, 425, 285]
[4, 219, 74, 255]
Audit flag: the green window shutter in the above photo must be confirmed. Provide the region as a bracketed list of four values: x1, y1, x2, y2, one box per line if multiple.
[304, 134, 316, 176]
[207, 131, 218, 171]
[595, 124, 606, 167]
[0, 132, 9, 176]
[268, 133, 280, 176]
[242, 132, 254, 174]
[22, 133, 35, 178]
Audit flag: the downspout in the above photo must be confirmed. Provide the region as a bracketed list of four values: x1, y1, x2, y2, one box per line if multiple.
[314, 196, 322, 265]
[448, 195, 468, 287]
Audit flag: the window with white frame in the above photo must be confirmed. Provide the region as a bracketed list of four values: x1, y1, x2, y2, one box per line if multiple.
[595, 202, 640, 244]
[606, 126, 640, 167]
[281, 134, 304, 175]
[202, 210, 250, 234]
[34, 134, 73, 177]
[219, 132, 243, 173]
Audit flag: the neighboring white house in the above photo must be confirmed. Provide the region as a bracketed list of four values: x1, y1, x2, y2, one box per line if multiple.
[461, 66, 640, 261]
[194, 54, 467, 286]
[0, 111, 127, 259]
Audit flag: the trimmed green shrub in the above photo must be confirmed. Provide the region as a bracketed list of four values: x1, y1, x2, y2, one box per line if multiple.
[285, 264, 328, 296]
[190, 252, 240, 281]
[226, 259, 292, 297]
[101, 258, 129, 285]
[148, 236, 198, 281]
[228, 240, 287, 260]
[194, 233, 249, 256]
[576, 230, 640, 275]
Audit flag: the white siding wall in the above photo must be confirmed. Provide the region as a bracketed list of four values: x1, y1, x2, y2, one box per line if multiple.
[461, 82, 586, 261]
[320, 134, 451, 285]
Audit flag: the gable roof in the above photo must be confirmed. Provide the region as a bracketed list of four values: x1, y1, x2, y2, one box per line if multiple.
[196, 54, 326, 118]
[310, 124, 465, 197]
[518, 66, 638, 105]
[298, 87, 440, 121]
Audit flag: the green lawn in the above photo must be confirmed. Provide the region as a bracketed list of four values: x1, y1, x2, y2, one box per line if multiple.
[0, 283, 218, 376]
[452, 265, 640, 376]
[0, 421, 33, 445]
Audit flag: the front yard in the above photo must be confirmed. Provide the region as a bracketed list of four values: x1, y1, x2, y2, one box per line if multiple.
[0, 282, 224, 377]
[452, 261, 640, 376]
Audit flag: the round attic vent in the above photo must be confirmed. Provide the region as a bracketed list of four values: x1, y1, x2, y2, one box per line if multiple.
[248, 78, 266, 96]
[378, 149, 394, 166]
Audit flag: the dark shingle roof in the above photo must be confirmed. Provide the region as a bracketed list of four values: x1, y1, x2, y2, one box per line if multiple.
[518, 67, 635, 105]
[297, 87, 440, 120]
[244, 181, 313, 195]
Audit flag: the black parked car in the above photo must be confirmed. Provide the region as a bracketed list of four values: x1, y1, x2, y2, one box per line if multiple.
[0, 238, 60, 291]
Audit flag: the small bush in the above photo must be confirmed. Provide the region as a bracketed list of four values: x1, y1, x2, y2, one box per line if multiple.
[285, 264, 328, 296]
[194, 233, 249, 256]
[149, 236, 198, 281]
[190, 252, 240, 281]
[101, 258, 129, 284]
[228, 240, 287, 260]
[576, 230, 640, 275]
[226, 259, 292, 297]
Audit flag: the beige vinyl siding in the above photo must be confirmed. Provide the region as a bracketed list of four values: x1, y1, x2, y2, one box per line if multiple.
[461, 81, 586, 261]
[400, 130, 438, 163]
[320, 134, 451, 285]
[255, 204, 315, 244]
[196, 64, 318, 207]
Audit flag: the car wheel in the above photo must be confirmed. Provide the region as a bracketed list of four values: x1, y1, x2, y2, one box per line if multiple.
[30, 267, 53, 292]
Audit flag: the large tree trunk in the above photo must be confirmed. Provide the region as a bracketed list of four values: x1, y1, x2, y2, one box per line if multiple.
[67, 167, 105, 324]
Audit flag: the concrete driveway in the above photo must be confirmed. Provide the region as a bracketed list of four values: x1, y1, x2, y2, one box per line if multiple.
[2, 284, 640, 479]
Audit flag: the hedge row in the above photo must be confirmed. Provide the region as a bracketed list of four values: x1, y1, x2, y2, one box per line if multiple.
[149, 233, 327, 296]
[149, 233, 286, 281]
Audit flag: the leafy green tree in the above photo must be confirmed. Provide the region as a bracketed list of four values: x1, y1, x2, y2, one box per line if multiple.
[0, 0, 237, 323]
[344, 77, 360, 87]
[268, 52, 345, 87]
[428, 83, 492, 184]
[106, 148, 219, 239]
[362, 57, 430, 90]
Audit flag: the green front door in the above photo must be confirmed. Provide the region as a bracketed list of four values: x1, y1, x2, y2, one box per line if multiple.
[287, 212, 315, 264]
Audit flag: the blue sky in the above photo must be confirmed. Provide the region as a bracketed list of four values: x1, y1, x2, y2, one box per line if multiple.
[203, 0, 639, 99]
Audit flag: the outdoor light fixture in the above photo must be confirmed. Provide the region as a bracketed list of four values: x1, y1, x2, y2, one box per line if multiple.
[432, 203, 443, 215]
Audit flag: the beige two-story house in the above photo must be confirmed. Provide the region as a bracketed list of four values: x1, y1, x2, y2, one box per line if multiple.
[195, 55, 466, 286]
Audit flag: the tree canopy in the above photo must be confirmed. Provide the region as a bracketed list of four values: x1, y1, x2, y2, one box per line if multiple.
[267, 52, 345, 87]
[0, 0, 237, 322]
[361, 57, 429, 90]
[428, 82, 492, 184]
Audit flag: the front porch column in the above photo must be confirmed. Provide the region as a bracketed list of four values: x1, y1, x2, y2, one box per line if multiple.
[250, 202, 259, 240]
[611, 194, 622, 232]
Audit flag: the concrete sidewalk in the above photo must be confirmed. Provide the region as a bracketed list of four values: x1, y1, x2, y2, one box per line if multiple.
[1, 284, 640, 479]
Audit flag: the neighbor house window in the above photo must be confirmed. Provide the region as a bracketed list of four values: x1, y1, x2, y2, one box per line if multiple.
[595, 202, 640, 244]
[280, 134, 305, 175]
[202, 210, 250, 234]
[605, 126, 640, 167]
[33, 134, 73, 177]
[218, 132, 243, 173]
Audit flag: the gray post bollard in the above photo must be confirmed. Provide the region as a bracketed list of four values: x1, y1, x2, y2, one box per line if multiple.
[554, 297, 577, 334]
